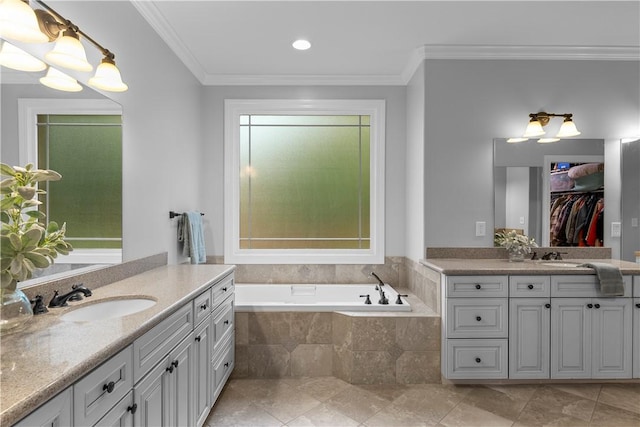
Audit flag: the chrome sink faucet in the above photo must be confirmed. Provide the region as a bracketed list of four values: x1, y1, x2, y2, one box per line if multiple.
[541, 251, 568, 261]
[370, 271, 389, 305]
[48, 285, 92, 308]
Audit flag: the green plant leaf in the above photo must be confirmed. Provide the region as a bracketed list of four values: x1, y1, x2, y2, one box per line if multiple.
[17, 186, 36, 200]
[24, 251, 50, 269]
[8, 233, 22, 251]
[22, 228, 43, 251]
[0, 196, 17, 210]
[47, 221, 60, 233]
[0, 163, 16, 177]
[25, 210, 45, 219]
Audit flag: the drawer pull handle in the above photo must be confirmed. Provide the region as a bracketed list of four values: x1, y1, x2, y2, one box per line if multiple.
[224, 362, 230, 368]
[195, 336, 201, 342]
[475, 284, 481, 290]
[172, 360, 179, 368]
[103, 381, 115, 394]
[224, 320, 230, 325]
[475, 316, 482, 322]
[594, 303, 600, 309]
[127, 403, 138, 414]
[223, 287, 228, 292]
[166, 365, 174, 373]
[527, 284, 534, 290]
[545, 303, 551, 309]
[587, 303, 593, 308]
[200, 304, 208, 310]
[475, 357, 481, 363]
[166, 360, 179, 373]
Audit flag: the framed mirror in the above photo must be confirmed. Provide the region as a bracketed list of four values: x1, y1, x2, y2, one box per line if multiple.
[1, 68, 123, 287]
[494, 138, 606, 247]
[621, 138, 640, 262]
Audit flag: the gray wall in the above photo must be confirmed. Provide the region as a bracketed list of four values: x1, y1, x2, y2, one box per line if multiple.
[423, 59, 640, 249]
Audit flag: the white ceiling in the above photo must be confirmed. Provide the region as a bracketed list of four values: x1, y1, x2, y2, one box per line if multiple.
[135, 1, 640, 86]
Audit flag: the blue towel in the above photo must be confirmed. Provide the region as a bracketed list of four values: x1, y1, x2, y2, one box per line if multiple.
[178, 212, 206, 264]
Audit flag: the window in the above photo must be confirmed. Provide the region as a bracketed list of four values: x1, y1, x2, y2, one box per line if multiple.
[224, 99, 385, 264]
[19, 99, 123, 265]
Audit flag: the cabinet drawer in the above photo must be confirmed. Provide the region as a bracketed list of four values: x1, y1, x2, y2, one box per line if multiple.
[634, 276, 640, 297]
[194, 287, 213, 326]
[94, 390, 134, 427]
[446, 298, 508, 338]
[551, 275, 632, 298]
[212, 295, 235, 356]
[211, 334, 234, 402]
[510, 276, 551, 297]
[446, 339, 508, 379]
[446, 276, 508, 297]
[212, 274, 234, 305]
[133, 303, 193, 382]
[73, 345, 133, 427]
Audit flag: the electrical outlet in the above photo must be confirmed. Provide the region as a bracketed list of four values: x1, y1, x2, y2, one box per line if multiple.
[632, 218, 639, 228]
[475, 221, 486, 237]
[611, 222, 621, 237]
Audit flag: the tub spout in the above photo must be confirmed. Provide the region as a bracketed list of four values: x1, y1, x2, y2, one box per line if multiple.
[370, 272, 389, 305]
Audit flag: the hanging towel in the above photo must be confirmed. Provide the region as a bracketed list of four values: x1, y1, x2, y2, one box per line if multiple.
[178, 212, 207, 264]
[578, 262, 625, 296]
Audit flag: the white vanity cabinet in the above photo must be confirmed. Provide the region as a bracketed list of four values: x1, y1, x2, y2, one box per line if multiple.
[508, 276, 551, 379]
[13, 388, 73, 427]
[632, 277, 640, 378]
[442, 275, 509, 379]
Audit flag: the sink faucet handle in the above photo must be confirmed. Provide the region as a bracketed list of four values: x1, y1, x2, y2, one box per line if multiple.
[530, 251, 538, 260]
[68, 283, 86, 301]
[30, 295, 48, 315]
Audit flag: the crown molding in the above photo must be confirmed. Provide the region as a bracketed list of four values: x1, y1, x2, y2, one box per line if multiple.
[203, 74, 405, 86]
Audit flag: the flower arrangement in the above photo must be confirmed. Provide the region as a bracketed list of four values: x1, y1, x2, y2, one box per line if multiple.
[1, 163, 73, 293]
[494, 229, 537, 261]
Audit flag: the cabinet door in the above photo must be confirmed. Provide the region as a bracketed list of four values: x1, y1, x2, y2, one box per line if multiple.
[14, 387, 72, 427]
[509, 298, 551, 379]
[194, 316, 212, 427]
[167, 332, 195, 427]
[134, 358, 169, 427]
[634, 298, 640, 379]
[591, 298, 632, 378]
[551, 298, 591, 378]
[94, 391, 135, 427]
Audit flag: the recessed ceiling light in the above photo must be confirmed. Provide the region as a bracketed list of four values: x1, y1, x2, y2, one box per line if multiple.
[292, 39, 311, 51]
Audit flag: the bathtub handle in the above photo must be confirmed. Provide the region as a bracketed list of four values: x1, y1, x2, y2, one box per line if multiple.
[359, 294, 372, 305]
[395, 294, 408, 305]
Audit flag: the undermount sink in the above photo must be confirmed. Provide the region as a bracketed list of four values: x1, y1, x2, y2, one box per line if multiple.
[540, 261, 582, 268]
[61, 297, 157, 322]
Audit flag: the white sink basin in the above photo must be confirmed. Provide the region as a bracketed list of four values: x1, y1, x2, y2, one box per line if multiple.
[541, 262, 582, 268]
[61, 297, 156, 322]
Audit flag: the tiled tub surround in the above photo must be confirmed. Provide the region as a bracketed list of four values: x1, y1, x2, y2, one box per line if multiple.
[233, 292, 440, 384]
[0, 264, 235, 426]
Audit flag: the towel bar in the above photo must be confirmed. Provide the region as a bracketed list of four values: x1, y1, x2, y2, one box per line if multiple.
[169, 211, 205, 219]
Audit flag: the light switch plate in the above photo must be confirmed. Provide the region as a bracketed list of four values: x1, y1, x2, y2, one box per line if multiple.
[611, 222, 621, 237]
[475, 221, 486, 237]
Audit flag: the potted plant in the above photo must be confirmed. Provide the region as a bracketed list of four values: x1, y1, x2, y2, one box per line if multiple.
[0, 163, 73, 332]
[494, 229, 537, 262]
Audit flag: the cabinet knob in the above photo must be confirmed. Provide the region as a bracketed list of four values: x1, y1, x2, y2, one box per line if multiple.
[127, 403, 138, 414]
[224, 362, 230, 368]
[475, 284, 481, 290]
[224, 320, 230, 325]
[103, 381, 115, 394]
[475, 357, 481, 363]
[172, 360, 179, 368]
[587, 303, 593, 308]
[200, 304, 208, 310]
[636, 303, 640, 308]
[195, 335, 201, 342]
[594, 303, 600, 309]
[166, 365, 174, 373]
[223, 287, 228, 292]
[545, 303, 551, 309]
[475, 316, 482, 322]
[527, 284, 534, 290]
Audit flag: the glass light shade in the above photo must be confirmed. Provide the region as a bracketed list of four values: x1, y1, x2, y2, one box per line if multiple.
[88, 59, 128, 92]
[0, 0, 49, 43]
[556, 119, 581, 137]
[292, 39, 311, 50]
[45, 32, 93, 72]
[523, 119, 546, 137]
[537, 137, 560, 143]
[506, 137, 528, 143]
[0, 41, 46, 71]
[40, 67, 82, 92]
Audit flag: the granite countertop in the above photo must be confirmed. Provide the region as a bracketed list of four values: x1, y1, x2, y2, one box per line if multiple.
[0, 264, 235, 426]
[420, 258, 640, 275]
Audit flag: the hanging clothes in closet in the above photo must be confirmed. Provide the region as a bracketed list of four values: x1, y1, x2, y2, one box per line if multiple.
[549, 192, 604, 247]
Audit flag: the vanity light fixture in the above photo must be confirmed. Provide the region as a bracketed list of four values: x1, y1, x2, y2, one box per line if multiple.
[511, 111, 581, 143]
[0, 40, 46, 71]
[0, 0, 127, 92]
[39, 66, 82, 92]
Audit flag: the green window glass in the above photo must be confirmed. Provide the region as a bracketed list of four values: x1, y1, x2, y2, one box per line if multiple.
[239, 115, 370, 249]
[37, 114, 122, 249]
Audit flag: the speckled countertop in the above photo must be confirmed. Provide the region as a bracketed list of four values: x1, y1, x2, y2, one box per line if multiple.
[0, 264, 235, 426]
[420, 258, 640, 275]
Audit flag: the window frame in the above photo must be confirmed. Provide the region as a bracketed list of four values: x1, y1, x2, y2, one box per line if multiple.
[18, 98, 123, 265]
[224, 99, 385, 264]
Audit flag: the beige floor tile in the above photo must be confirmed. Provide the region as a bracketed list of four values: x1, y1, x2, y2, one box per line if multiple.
[362, 403, 434, 427]
[254, 386, 323, 424]
[549, 384, 602, 401]
[597, 384, 640, 415]
[294, 376, 352, 402]
[464, 384, 537, 421]
[324, 385, 393, 423]
[589, 402, 640, 427]
[388, 384, 474, 425]
[205, 402, 284, 427]
[515, 386, 596, 426]
[439, 402, 514, 427]
[356, 383, 411, 402]
[287, 403, 361, 427]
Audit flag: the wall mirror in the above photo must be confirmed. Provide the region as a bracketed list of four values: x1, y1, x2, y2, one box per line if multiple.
[1, 67, 123, 288]
[493, 138, 609, 248]
[621, 138, 640, 262]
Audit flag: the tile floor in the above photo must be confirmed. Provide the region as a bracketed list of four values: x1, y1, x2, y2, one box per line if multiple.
[204, 377, 640, 427]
